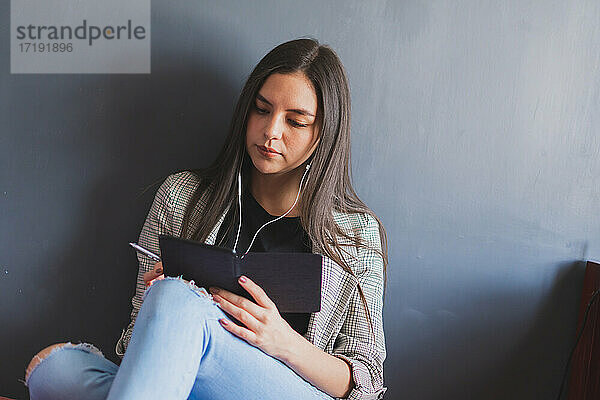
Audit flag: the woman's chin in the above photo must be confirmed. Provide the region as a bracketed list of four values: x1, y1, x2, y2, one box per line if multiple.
[250, 160, 282, 175]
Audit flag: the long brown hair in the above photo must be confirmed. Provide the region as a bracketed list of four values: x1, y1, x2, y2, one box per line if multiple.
[158, 38, 388, 337]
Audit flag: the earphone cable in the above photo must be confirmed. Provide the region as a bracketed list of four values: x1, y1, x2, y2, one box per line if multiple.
[240, 164, 310, 258]
[232, 171, 243, 254]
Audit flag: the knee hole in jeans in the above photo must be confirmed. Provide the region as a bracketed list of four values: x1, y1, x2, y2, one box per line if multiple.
[23, 342, 104, 386]
[142, 275, 216, 304]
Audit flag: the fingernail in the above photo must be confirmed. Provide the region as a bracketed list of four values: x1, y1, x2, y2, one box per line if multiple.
[239, 276, 247, 283]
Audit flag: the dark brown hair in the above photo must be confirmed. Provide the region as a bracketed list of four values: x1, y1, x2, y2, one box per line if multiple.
[155, 38, 388, 337]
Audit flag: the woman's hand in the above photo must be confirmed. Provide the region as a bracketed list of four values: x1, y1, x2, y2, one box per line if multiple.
[143, 261, 165, 288]
[208, 275, 303, 362]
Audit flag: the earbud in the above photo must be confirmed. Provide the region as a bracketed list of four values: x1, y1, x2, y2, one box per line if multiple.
[306, 163, 311, 171]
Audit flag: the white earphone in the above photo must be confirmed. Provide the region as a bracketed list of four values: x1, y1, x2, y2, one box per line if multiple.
[232, 162, 311, 256]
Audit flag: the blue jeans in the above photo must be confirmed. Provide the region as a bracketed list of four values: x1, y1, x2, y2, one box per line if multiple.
[25, 277, 334, 400]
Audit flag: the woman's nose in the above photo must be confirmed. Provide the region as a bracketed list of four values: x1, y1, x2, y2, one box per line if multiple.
[264, 114, 284, 141]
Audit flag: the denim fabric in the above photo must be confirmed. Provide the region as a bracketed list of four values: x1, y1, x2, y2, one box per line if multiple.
[118, 172, 387, 400]
[25, 277, 334, 400]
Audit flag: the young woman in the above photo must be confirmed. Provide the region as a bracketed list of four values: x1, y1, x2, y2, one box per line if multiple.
[24, 38, 388, 400]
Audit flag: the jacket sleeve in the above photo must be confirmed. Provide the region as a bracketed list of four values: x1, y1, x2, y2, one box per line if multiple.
[331, 214, 387, 400]
[115, 173, 176, 358]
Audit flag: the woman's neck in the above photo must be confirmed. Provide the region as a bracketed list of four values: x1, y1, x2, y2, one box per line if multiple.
[249, 166, 305, 217]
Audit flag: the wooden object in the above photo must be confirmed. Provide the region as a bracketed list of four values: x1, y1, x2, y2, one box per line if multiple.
[567, 260, 600, 400]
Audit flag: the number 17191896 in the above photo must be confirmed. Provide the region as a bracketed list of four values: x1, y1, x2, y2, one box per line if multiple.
[19, 42, 73, 53]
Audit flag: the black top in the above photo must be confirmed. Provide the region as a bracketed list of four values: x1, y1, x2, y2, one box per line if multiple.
[215, 188, 312, 335]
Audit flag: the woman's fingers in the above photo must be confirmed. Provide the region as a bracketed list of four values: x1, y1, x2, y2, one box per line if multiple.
[211, 293, 262, 333]
[217, 316, 259, 346]
[146, 274, 165, 287]
[143, 261, 163, 285]
[237, 276, 277, 310]
[209, 287, 266, 320]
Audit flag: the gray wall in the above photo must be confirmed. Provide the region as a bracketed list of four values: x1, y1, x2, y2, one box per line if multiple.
[1, 1, 598, 399]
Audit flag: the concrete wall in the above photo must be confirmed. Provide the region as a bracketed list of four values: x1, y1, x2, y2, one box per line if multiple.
[1, 1, 598, 398]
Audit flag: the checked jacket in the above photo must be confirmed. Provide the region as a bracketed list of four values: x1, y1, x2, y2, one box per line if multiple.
[115, 171, 387, 400]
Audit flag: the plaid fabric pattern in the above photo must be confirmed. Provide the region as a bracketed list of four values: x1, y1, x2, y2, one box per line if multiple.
[115, 171, 387, 400]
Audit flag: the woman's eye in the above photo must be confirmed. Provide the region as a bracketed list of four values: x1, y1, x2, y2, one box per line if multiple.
[253, 104, 307, 128]
[254, 104, 268, 114]
[289, 119, 308, 128]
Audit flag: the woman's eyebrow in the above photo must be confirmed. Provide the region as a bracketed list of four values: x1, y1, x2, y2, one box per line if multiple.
[256, 93, 315, 117]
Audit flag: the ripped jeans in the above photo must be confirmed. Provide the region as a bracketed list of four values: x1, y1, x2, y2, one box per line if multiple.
[24, 277, 334, 400]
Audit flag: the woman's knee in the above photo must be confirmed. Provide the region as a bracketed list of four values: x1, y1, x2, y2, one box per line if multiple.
[24, 342, 105, 385]
[25, 342, 69, 383]
[24, 342, 111, 400]
[143, 275, 214, 303]
[139, 277, 222, 323]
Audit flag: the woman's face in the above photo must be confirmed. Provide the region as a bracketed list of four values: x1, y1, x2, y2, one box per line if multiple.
[245, 72, 320, 176]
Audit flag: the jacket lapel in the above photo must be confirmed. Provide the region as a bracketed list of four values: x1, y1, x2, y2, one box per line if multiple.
[303, 211, 361, 350]
[205, 206, 229, 245]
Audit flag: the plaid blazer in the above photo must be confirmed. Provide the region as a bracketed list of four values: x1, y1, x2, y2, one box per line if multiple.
[115, 171, 387, 400]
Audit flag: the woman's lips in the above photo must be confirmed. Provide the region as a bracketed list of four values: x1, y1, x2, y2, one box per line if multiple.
[257, 145, 281, 158]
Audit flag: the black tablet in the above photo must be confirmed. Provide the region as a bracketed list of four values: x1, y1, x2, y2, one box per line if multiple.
[158, 234, 322, 313]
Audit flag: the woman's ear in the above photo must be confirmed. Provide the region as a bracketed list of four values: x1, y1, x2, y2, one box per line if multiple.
[305, 116, 321, 165]
[307, 138, 320, 163]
